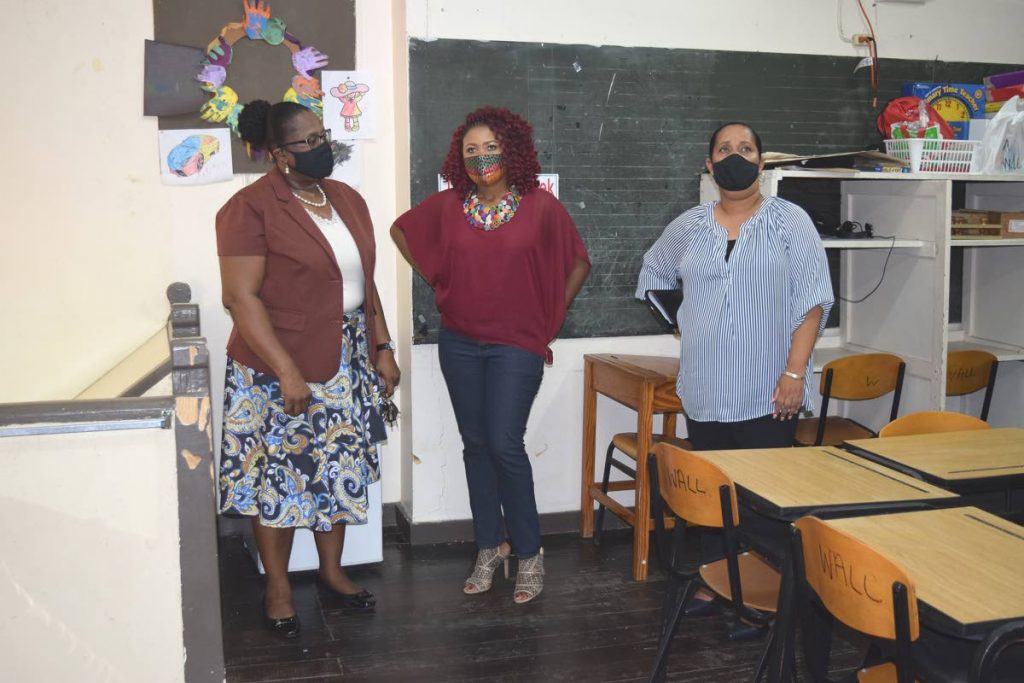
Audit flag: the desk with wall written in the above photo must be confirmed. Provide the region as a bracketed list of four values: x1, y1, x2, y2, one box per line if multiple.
[844, 428, 1024, 495]
[697, 446, 960, 522]
[825, 507, 1024, 637]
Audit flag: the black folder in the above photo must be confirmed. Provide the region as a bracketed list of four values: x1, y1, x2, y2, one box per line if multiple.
[643, 289, 683, 333]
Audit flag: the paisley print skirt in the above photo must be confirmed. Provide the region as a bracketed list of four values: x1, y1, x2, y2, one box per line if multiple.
[218, 308, 384, 530]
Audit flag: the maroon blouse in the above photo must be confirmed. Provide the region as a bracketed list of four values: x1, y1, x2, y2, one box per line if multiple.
[394, 188, 589, 360]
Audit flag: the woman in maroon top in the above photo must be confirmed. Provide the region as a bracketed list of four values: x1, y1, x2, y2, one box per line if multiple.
[392, 107, 590, 604]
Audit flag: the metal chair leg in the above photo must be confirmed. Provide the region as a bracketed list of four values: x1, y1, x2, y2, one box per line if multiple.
[752, 625, 774, 682]
[648, 577, 695, 683]
[593, 441, 617, 546]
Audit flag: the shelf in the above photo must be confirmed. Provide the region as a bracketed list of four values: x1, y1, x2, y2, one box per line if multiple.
[812, 338, 1024, 369]
[772, 169, 1024, 182]
[951, 238, 1024, 247]
[948, 338, 1024, 362]
[820, 238, 925, 249]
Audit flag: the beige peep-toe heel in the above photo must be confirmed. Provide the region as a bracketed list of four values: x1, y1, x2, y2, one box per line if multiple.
[513, 548, 544, 604]
[463, 546, 510, 595]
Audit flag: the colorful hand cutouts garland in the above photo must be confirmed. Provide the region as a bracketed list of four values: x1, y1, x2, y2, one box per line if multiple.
[195, 0, 329, 158]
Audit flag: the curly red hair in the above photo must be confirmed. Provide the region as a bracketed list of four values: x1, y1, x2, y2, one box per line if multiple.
[441, 107, 541, 197]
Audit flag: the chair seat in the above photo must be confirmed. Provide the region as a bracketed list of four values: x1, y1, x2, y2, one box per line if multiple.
[795, 416, 874, 446]
[856, 662, 921, 683]
[698, 551, 781, 613]
[611, 432, 692, 460]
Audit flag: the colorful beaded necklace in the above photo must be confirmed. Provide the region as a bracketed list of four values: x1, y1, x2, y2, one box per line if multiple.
[463, 188, 521, 232]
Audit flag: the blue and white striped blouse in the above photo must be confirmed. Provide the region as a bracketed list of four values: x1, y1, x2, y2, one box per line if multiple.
[636, 196, 834, 422]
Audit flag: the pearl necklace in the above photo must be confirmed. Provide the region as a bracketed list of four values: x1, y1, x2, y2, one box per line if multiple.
[291, 183, 327, 207]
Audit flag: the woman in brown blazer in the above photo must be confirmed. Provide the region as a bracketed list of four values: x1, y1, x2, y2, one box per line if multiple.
[216, 100, 399, 638]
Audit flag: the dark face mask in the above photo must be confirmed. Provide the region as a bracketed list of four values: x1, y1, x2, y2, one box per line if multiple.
[290, 142, 335, 179]
[712, 153, 760, 191]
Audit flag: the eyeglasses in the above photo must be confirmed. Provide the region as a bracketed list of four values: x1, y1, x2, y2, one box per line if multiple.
[280, 129, 332, 150]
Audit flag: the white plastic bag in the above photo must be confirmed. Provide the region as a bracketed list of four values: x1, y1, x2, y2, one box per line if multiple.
[976, 96, 1024, 174]
[1005, 104, 1024, 174]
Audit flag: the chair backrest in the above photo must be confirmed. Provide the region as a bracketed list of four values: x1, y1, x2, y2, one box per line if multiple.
[879, 410, 991, 438]
[793, 516, 919, 641]
[652, 442, 739, 529]
[946, 350, 997, 397]
[819, 353, 906, 401]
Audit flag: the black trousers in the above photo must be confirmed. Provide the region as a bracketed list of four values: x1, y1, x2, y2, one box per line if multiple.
[683, 414, 797, 562]
[684, 413, 798, 451]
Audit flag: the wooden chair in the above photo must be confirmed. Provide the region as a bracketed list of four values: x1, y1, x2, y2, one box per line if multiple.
[592, 431, 691, 545]
[786, 517, 1024, 683]
[795, 353, 906, 446]
[879, 410, 991, 438]
[647, 443, 780, 682]
[946, 350, 999, 421]
[790, 515, 920, 682]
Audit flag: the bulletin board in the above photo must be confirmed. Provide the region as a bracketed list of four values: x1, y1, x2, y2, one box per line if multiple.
[153, 0, 355, 173]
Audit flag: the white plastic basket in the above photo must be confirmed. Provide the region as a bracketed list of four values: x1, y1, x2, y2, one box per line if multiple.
[884, 138, 979, 174]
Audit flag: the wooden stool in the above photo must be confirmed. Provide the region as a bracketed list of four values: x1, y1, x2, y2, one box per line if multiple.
[593, 432, 691, 546]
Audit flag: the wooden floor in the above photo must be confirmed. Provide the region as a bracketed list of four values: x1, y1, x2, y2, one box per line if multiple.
[220, 528, 864, 682]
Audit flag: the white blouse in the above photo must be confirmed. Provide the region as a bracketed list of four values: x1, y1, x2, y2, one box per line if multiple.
[306, 205, 365, 313]
[636, 196, 834, 422]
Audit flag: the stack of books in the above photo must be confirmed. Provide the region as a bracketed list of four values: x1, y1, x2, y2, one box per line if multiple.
[984, 70, 1024, 116]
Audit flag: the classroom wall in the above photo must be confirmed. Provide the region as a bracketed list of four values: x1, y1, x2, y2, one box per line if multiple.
[0, 427, 185, 682]
[0, 2, 175, 403]
[0, 1, 409, 506]
[407, 0, 1023, 64]
[399, 0, 1024, 525]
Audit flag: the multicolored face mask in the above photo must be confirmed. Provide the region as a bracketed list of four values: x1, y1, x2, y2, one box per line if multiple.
[464, 153, 504, 186]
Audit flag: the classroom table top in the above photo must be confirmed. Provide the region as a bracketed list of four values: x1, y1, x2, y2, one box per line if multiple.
[825, 507, 1024, 636]
[845, 428, 1024, 491]
[584, 353, 679, 383]
[696, 446, 959, 520]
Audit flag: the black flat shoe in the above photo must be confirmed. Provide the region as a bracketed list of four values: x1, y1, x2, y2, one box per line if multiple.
[683, 595, 719, 617]
[265, 614, 301, 638]
[316, 575, 377, 609]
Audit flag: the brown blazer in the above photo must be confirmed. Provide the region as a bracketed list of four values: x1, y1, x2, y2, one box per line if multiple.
[216, 166, 381, 382]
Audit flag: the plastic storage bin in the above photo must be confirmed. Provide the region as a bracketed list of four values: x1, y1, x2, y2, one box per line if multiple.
[884, 138, 979, 174]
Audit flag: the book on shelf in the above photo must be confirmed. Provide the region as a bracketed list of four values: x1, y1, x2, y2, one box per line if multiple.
[987, 84, 1024, 103]
[984, 70, 1024, 90]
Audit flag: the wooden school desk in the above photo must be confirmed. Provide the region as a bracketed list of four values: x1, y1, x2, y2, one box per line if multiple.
[844, 427, 1024, 495]
[825, 507, 1024, 637]
[579, 354, 682, 581]
[697, 446, 960, 523]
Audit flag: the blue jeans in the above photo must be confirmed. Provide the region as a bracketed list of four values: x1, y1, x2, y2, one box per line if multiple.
[438, 328, 544, 557]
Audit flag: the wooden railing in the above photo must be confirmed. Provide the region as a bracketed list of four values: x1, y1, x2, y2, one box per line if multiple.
[0, 282, 224, 683]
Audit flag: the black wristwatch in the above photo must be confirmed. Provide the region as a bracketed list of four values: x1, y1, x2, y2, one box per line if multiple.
[376, 340, 396, 352]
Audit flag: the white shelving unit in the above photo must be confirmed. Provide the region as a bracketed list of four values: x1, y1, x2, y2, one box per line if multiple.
[820, 238, 925, 249]
[700, 170, 1024, 430]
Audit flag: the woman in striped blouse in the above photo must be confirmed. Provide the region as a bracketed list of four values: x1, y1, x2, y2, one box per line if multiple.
[636, 122, 833, 451]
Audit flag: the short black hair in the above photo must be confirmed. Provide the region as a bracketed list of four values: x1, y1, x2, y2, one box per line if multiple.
[708, 122, 763, 157]
[236, 100, 311, 149]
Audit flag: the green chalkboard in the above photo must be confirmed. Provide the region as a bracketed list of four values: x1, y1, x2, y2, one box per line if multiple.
[408, 38, 1012, 342]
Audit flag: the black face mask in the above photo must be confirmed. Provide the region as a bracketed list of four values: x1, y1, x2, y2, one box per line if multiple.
[712, 154, 760, 191]
[290, 142, 335, 179]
